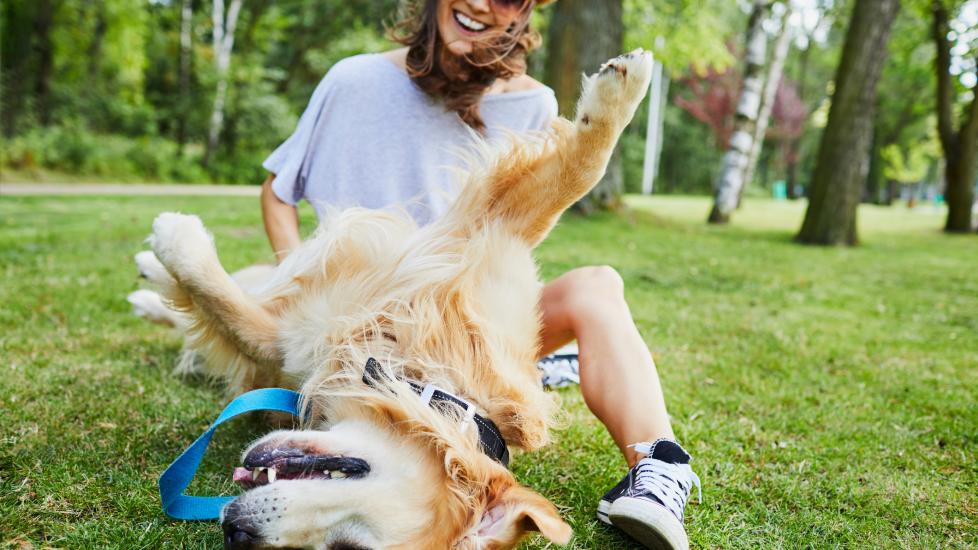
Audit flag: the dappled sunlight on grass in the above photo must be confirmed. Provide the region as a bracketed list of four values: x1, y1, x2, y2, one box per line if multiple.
[626, 194, 949, 237]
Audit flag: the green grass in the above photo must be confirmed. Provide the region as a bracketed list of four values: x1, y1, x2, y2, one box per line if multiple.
[1, 194, 976, 549]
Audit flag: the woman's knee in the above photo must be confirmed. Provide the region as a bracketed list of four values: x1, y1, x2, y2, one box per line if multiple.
[558, 265, 627, 314]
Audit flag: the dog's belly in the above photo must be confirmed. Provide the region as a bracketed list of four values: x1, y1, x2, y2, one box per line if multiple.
[274, 226, 544, 416]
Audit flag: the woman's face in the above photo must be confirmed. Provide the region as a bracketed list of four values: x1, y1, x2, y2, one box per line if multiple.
[437, 0, 526, 56]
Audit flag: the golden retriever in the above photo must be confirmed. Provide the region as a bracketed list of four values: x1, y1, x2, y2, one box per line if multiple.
[138, 50, 652, 549]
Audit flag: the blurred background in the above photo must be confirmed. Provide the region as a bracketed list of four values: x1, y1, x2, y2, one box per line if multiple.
[1, 0, 976, 237]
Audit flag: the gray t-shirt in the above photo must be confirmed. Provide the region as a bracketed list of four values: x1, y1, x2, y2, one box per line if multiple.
[263, 53, 558, 225]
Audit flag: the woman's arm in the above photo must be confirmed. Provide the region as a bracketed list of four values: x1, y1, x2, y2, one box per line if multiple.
[260, 174, 301, 262]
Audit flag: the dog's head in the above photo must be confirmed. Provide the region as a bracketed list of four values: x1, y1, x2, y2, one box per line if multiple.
[221, 388, 571, 549]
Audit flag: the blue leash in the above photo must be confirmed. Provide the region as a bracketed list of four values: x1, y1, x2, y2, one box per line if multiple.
[158, 388, 301, 521]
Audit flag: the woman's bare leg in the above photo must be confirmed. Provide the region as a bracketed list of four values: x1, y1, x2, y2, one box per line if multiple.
[539, 266, 674, 467]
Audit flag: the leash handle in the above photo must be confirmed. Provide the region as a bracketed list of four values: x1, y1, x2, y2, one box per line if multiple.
[158, 388, 301, 521]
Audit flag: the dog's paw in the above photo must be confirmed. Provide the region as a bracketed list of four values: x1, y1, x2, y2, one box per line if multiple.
[149, 212, 217, 278]
[575, 49, 653, 132]
[127, 289, 177, 326]
[134, 250, 175, 286]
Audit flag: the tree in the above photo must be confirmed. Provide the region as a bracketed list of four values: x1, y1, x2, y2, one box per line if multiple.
[203, 0, 243, 167]
[675, 64, 741, 149]
[932, 0, 978, 233]
[674, 55, 804, 153]
[545, 0, 624, 212]
[796, 0, 900, 246]
[708, 0, 773, 224]
[177, 0, 193, 149]
[866, 9, 935, 205]
[32, 0, 56, 126]
[783, 0, 837, 200]
[742, 2, 795, 202]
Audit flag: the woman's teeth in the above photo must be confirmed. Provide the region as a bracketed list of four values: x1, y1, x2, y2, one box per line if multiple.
[454, 11, 487, 32]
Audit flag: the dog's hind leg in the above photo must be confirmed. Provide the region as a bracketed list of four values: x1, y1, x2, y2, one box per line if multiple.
[446, 50, 654, 247]
[150, 212, 283, 392]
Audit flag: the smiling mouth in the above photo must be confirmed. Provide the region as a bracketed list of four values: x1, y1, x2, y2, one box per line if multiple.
[233, 448, 370, 489]
[453, 10, 488, 33]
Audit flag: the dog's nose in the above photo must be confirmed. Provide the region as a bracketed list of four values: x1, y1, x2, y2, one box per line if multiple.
[223, 519, 259, 549]
[222, 501, 260, 549]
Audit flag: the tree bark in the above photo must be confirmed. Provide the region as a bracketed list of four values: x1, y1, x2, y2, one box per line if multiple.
[203, 0, 244, 167]
[741, 4, 793, 205]
[177, 0, 193, 149]
[786, 39, 812, 200]
[641, 61, 665, 194]
[708, 0, 772, 223]
[32, 0, 56, 126]
[544, 0, 624, 212]
[796, 0, 900, 246]
[87, 4, 107, 77]
[932, 1, 978, 233]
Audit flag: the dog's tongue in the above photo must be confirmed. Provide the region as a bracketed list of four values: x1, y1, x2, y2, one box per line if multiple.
[232, 467, 253, 488]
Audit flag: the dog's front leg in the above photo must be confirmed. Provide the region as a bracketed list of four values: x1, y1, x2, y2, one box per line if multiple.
[454, 50, 654, 247]
[150, 213, 283, 391]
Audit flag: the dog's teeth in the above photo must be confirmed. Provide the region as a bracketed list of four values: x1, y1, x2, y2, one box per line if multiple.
[267, 467, 277, 483]
[252, 469, 261, 481]
[331, 471, 346, 479]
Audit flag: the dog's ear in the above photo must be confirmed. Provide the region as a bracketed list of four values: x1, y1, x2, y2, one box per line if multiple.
[462, 485, 572, 549]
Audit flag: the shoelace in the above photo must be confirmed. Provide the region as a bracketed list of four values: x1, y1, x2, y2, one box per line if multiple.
[628, 446, 702, 523]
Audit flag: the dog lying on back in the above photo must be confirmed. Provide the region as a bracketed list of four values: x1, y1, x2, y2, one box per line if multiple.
[136, 50, 652, 549]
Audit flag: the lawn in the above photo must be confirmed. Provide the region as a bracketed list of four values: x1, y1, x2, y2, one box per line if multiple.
[1, 194, 976, 549]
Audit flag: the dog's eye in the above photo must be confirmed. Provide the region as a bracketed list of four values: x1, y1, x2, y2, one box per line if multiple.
[329, 543, 372, 550]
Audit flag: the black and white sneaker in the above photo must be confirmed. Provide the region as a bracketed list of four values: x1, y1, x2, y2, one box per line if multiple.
[597, 439, 701, 550]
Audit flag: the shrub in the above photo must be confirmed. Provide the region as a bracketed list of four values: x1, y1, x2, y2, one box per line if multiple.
[1, 125, 212, 183]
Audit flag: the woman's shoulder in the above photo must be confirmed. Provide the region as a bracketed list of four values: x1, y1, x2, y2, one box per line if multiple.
[324, 52, 397, 80]
[484, 74, 557, 116]
[491, 73, 549, 94]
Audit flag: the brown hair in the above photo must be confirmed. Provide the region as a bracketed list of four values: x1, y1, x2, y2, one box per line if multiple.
[389, 0, 541, 132]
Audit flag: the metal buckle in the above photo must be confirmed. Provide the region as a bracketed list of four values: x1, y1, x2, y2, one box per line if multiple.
[419, 383, 478, 433]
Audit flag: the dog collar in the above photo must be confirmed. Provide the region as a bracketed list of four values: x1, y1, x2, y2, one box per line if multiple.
[362, 357, 510, 467]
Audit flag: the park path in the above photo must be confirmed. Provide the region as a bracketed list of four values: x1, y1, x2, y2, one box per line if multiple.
[0, 183, 260, 196]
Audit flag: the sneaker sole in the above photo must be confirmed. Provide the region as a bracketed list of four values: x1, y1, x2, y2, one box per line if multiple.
[607, 497, 688, 550]
[597, 499, 612, 525]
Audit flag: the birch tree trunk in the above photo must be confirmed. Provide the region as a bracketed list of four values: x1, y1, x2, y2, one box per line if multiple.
[544, 0, 624, 213]
[932, 1, 978, 233]
[177, 0, 193, 149]
[642, 62, 669, 194]
[741, 3, 794, 204]
[203, 0, 243, 167]
[796, 0, 900, 245]
[708, 0, 772, 224]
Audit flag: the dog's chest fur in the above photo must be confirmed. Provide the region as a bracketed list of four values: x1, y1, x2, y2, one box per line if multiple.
[264, 211, 553, 449]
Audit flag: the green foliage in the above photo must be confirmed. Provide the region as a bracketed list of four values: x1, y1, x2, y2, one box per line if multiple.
[624, 0, 738, 73]
[0, 125, 207, 183]
[656, 105, 725, 194]
[1, 0, 396, 184]
[305, 23, 393, 77]
[880, 133, 940, 183]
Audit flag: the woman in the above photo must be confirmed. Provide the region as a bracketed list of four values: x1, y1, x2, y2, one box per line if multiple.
[260, 1, 699, 548]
